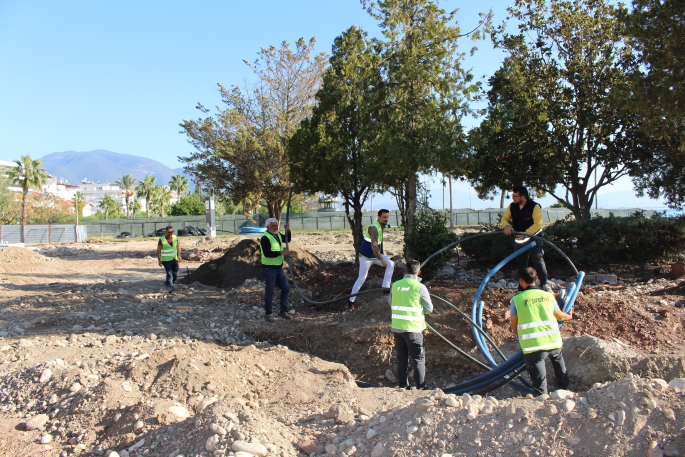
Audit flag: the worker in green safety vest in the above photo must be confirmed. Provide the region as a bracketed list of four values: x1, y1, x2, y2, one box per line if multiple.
[509, 267, 573, 395]
[156, 225, 182, 295]
[388, 259, 433, 390]
[259, 217, 293, 323]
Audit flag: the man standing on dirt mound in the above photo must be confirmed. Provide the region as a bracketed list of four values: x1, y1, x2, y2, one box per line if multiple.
[157, 226, 181, 295]
[349, 209, 395, 311]
[260, 218, 293, 323]
[501, 185, 551, 292]
[389, 259, 433, 390]
[509, 267, 573, 396]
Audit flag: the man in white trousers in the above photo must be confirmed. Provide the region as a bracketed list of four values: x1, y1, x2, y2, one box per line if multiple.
[349, 209, 395, 310]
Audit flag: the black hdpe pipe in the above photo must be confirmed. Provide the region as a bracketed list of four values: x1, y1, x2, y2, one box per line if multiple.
[283, 185, 583, 395]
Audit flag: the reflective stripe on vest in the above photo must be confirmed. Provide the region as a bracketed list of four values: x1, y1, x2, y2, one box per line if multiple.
[260, 232, 284, 266]
[359, 220, 383, 259]
[513, 289, 561, 354]
[390, 278, 425, 332]
[159, 235, 178, 261]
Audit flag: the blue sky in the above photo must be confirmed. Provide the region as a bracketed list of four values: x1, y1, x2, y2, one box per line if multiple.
[0, 0, 667, 209]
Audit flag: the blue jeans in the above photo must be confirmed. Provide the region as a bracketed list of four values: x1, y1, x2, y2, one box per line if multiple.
[394, 332, 426, 389]
[515, 240, 548, 286]
[261, 266, 290, 314]
[162, 260, 179, 292]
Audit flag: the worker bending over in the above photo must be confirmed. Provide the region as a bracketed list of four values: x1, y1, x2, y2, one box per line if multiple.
[388, 260, 433, 390]
[509, 267, 573, 396]
[349, 209, 395, 310]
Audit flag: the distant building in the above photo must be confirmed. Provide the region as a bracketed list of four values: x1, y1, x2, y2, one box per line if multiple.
[317, 195, 342, 212]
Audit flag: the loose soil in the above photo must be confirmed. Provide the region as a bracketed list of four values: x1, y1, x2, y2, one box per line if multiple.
[1, 232, 685, 457]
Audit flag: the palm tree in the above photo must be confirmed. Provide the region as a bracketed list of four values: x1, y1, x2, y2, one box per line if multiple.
[151, 185, 173, 217]
[74, 191, 84, 225]
[98, 195, 119, 219]
[130, 198, 142, 218]
[135, 175, 156, 217]
[7, 155, 49, 242]
[169, 175, 189, 201]
[116, 173, 137, 218]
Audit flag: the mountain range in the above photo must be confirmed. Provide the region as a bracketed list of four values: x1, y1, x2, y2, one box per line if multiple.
[39, 150, 190, 187]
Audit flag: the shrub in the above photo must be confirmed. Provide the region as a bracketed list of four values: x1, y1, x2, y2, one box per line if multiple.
[459, 222, 513, 265]
[545, 212, 685, 265]
[405, 209, 458, 281]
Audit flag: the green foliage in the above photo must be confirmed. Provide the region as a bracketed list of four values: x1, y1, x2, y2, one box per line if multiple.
[459, 221, 512, 265]
[0, 172, 13, 223]
[169, 192, 206, 216]
[545, 213, 685, 264]
[180, 38, 327, 220]
[7, 155, 50, 234]
[97, 195, 121, 219]
[405, 209, 458, 281]
[116, 174, 136, 217]
[135, 175, 156, 217]
[468, 0, 642, 220]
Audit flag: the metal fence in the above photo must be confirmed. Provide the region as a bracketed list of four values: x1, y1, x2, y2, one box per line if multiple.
[81, 207, 655, 237]
[0, 225, 87, 243]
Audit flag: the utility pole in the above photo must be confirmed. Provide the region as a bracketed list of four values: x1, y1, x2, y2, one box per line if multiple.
[449, 176, 454, 229]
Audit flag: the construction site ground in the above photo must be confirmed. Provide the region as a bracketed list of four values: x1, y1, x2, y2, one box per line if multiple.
[1, 231, 685, 457]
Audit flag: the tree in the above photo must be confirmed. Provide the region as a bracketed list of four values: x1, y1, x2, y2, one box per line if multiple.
[620, 0, 685, 209]
[6, 155, 50, 242]
[180, 38, 327, 221]
[116, 173, 137, 218]
[135, 175, 156, 217]
[74, 191, 84, 225]
[289, 26, 385, 258]
[467, 0, 642, 220]
[130, 198, 142, 218]
[362, 0, 487, 257]
[98, 195, 120, 219]
[169, 174, 189, 201]
[151, 185, 172, 217]
[0, 172, 13, 224]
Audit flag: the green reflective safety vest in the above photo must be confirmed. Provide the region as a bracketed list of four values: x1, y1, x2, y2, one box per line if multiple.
[359, 220, 384, 259]
[159, 235, 178, 261]
[260, 232, 284, 266]
[513, 289, 562, 354]
[390, 278, 426, 332]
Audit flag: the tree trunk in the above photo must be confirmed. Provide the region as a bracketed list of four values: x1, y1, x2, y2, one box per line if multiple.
[449, 177, 453, 229]
[146, 197, 151, 218]
[500, 188, 506, 208]
[21, 187, 28, 243]
[403, 174, 418, 260]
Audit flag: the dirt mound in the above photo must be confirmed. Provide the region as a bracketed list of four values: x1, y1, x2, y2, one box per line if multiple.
[0, 246, 58, 266]
[188, 239, 322, 289]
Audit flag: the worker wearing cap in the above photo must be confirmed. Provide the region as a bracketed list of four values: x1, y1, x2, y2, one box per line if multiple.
[259, 217, 292, 322]
[157, 225, 182, 295]
[509, 267, 573, 396]
[349, 209, 395, 310]
[501, 185, 550, 292]
[388, 259, 433, 390]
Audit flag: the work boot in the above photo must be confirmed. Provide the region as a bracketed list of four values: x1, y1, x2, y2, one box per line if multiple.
[264, 313, 275, 322]
[278, 311, 293, 320]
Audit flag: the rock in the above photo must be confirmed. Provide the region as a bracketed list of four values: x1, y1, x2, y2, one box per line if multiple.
[25, 414, 49, 431]
[545, 404, 558, 416]
[615, 409, 626, 426]
[407, 425, 419, 434]
[671, 261, 685, 279]
[524, 435, 535, 445]
[39, 434, 52, 444]
[121, 382, 133, 392]
[647, 441, 664, 457]
[663, 442, 680, 457]
[551, 389, 575, 400]
[651, 379, 669, 391]
[562, 399, 576, 413]
[196, 396, 217, 413]
[506, 404, 517, 416]
[107, 452, 120, 457]
[444, 395, 460, 407]
[297, 437, 322, 455]
[384, 368, 396, 383]
[668, 378, 685, 392]
[662, 407, 676, 421]
[209, 423, 227, 435]
[232, 441, 268, 457]
[371, 442, 385, 457]
[133, 420, 144, 430]
[326, 403, 355, 424]
[165, 406, 191, 423]
[205, 434, 220, 452]
[325, 443, 338, 454]
[367, 428, 377, 439]
[103, 335, 118, 345]
[596, 273, 617, 284]
[39, 369, 52, 383]
[48, 394, 59, 405]
[17, 339, 33, 348]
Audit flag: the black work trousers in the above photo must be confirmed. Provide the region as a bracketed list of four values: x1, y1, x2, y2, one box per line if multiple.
[394, 331, 426, 389]
[524, 347, 569, 396]
[514, 239, 548, 287]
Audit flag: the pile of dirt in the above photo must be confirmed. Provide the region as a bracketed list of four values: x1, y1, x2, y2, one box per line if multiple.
[188, 239, 322, 289]
[0, 247, 59, 275]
